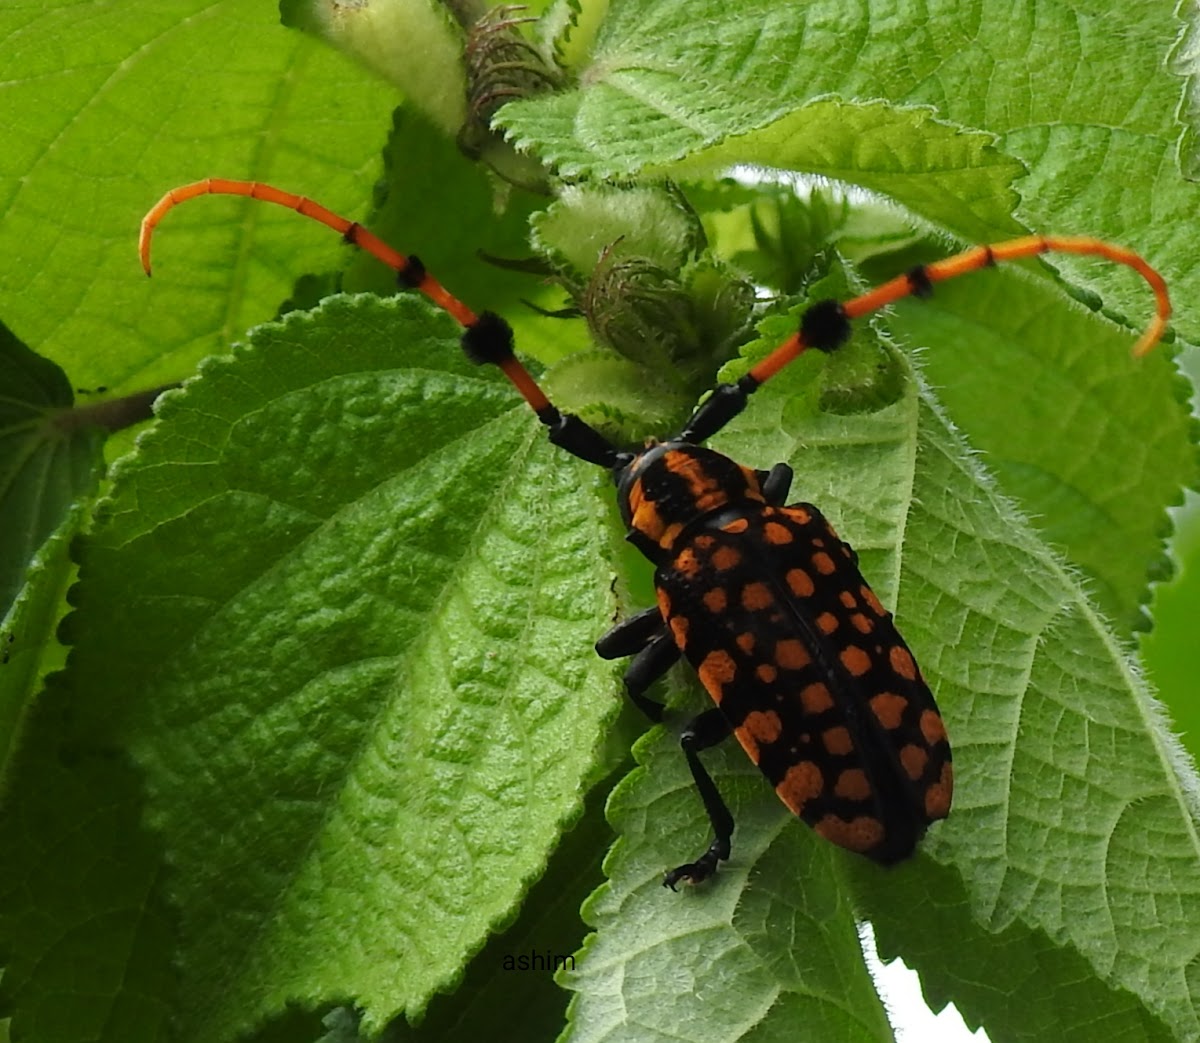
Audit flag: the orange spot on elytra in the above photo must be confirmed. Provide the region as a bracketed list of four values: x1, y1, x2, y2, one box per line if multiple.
[742, 709, 783, 744]
[814, 815, 884, 853]
[889, 645, 917, 680]
[722, 517, 749, 533]
[861, 585, 885, 616]
[822, 725, 853, 755]
[764, 521, 794, 545]
[816, 611, 839, 635]
[870, 691, 907, 729]
[785, 505, 812, 525]
[775, 639, 812, 670]
[756, 663, 778, 683]
[812, 551, 836, 575]
[924, 762, 953, 818]
[712, 545, 742, 571]
[776, 760, 825, 814]
[801, 682, 834, 713]
[698, 650, 737, 697]
[786, 568, 814, 597]
[736, 632, 756, 654]
[850, 613, 873, 634]
[920, 710, 947, 745]
[839, 590, 857, 608]
[703, 588, 727, 613]
[834, 768, 872, 801]
[669, 615, 689, 648]
[741, 582, 773, 610]
[839, 645, 871, 677]
[899, 744, 929, 780]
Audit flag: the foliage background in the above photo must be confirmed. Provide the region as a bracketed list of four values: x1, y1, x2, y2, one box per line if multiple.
[1, 1, 1198, 1041]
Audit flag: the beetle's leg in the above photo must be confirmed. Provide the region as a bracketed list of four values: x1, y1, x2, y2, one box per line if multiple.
[758, 462, 793, 506]
[597, 612, 678, 723]
[595, 605, 662, 657]
[663, 707, 735, 889]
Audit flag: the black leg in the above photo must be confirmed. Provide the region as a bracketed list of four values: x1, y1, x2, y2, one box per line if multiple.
[760, 462, 793, 505]
[664, 708, 735, 890]
[595, 605, 663, 659]
[619, 631, 679, 722]
[596, 607, 679, 721]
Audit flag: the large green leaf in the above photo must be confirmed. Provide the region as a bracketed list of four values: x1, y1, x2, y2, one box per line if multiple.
[884, 258, 1193, 633]
[0, 0, 396, 392]
[561, 307, 1198, 1040]
[61, 295, 619, 1041]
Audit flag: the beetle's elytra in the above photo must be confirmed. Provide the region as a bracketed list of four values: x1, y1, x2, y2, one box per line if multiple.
[140, 179, 1170, 887]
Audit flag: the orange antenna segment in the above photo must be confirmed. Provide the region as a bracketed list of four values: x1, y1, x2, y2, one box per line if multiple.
[139, 179, 479, 327]
[138, 179, 569, 413]
[748, 233, 1170, 387]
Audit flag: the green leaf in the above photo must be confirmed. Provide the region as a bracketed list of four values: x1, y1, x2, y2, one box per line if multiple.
[0, 321, 104, 784]
[562, 306, 1200, 1039]
[1141, 492, 1200, 766]
[381, 754, 619, 1043]
[0, 679, 178, 1043]
[883, 255, 1194, 633]
[514, 99, 1028, 246]
[281, 0, 468, 135]
[0, 320, 101, 619]
[863, 857, 1177, 1042]
[65, 294, 620, 1041]
[0, 506, 83, 782]
[0, 0, 397, 393]
[898, 386, 1200, 1038]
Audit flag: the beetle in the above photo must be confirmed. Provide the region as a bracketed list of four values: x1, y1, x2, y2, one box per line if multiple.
[140, 180, 1170, 886]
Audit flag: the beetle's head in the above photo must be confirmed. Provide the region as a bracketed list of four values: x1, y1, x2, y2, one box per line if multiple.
[613, 441, 765, 561]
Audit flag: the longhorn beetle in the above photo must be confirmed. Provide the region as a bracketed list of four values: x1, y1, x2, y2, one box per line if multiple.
[140, 180, 1170, 888]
